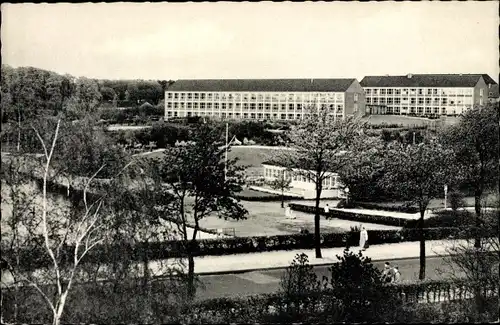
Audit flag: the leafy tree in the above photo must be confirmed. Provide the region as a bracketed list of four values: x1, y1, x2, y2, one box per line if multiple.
[378, 141, 454, 279]
[67, 77, 102, 117]
[155, 123, 247, 298]
[268, 170, 292, 208]
[272, 107, 365, 258]
[440, 103, 499, 248]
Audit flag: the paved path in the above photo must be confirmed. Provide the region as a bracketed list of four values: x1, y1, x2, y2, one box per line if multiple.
[193, 256, 461, 301]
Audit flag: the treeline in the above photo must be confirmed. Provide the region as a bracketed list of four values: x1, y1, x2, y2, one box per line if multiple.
[0, 64, 173, 124]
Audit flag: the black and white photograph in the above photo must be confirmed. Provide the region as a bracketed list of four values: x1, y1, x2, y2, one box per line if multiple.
[1, 2, 499, 323]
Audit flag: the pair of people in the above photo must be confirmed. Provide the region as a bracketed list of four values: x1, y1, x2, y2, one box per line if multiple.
[381, 262, 401, 283]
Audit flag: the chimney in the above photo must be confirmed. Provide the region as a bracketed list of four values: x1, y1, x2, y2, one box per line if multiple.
[407, 74, 413, 79]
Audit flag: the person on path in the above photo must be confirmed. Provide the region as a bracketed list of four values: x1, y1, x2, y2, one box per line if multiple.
[324, 203, 330, 215]
[285, 204, 295, 220]
[381, 262, 395, 283]
[393, 266, 401, 283]
[359, 226, 369, 251]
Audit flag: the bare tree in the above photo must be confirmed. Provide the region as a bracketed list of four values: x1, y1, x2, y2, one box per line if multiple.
[1, 119, 129, 325]
[440, 203, 499, 321]
[268, 169, 292, 208]
[271, 107, 365, 258]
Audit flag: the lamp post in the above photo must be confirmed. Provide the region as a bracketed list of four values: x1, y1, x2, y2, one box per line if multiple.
[224, 122, 237, 182]
[345, 187, 350, 206]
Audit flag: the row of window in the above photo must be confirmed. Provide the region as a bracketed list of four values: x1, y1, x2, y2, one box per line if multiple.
[381, 106, 471, 114]
[263, 168, 339, 188]
[365, 88, 475, 96]
[166, 102, 345, 111]
[166, 111, 345, 120]
[366, 97, 473, 105]
[166, 92, 346, 102]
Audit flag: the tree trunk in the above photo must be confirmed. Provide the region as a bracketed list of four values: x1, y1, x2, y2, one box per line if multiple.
[281, 189, 284, 208]
[474, 187, 482, 248]
[314, 184, 322, 259]
[187, 254, 196, 299]
[418, 209, 426, 280]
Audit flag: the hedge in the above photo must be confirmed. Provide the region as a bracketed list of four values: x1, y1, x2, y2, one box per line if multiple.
[236, 194, 299, 202]
[290, 203, 413, 227]
[5, 226, 495, 271]
[354, 201, 419, 214]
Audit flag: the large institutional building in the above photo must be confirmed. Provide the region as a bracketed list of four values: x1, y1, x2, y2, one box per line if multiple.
[164, 74, 497, 120]
[360, 74, 495, 116]
[164, 79, 365, 121]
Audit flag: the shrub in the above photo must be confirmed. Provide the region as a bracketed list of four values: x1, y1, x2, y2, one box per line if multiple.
[336, 198, 355, 208]
[325, 249, 403, 322]
[448, 190, 465, 212]
[353, 201, 419, 214]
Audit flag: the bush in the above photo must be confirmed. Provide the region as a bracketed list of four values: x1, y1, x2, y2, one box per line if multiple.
[448, 190, 465, 212]
[336, 198, 355, 208]
[404, 210, 499, 229]
[326, 249, 403, 322]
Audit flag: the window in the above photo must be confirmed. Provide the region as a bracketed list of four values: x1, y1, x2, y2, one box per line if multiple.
[265, 103, 271, 110]
[394, 98, 401, 104]
[418, 89, 423, 96]
[200, 93, 205, 100]
[187, 103, 192, 109]
[366, 97, 372, 104]
[207, 93, 212, 101]
[288, 104, 294, 110]
[480, 98, 483, 105]
[365, 89, 372, 95]
[418, 98, 424, 105]
[187, 93, 193, 100]
[425, 98, 431, 105]
[379, 98, 386, 104]
[250, 103, 256, 110]
[354, 103, 358, 112]
[200, 103, 205, 109]
[480, 89, 484, 96]
[354, 93, 359, 102]
[281, 104, 286, 110]
[387, 89, 393, 95]
[243, 113, 248, 118]
[373, 89, 378, 96]
[258, 103, 264, 110]
[281, 113, 286, 119]
[395, 89, 401, 95]
[380, 89, 386, 95]
[288, 114, 294, 119]
[167, 93, 173, 99]
[387, 98, 393, 104]
[180, 93, 186, 100]
[410, 98, 416, 104]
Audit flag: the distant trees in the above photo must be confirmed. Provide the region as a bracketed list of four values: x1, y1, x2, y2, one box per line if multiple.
[272, 108, 366, 258]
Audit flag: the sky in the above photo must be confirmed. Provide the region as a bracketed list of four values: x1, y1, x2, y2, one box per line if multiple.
[2, 2, 498, 81]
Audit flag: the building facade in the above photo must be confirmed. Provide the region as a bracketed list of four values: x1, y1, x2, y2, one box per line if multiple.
[262, 163, 345, 199]
[164, 79, 365, 121]
[360, 74, 492, 116]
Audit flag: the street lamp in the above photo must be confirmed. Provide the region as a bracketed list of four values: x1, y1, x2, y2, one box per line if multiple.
[224, 122, 237, 182]
[344, 187, 350, 206]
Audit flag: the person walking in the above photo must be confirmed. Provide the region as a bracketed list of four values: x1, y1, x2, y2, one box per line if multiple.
[381, 262, 395, 283]
[324, 203, 330, 215]
[393, 266, 401, 283]
[285, 204, 291, 219]
[359, 226, 369, 251]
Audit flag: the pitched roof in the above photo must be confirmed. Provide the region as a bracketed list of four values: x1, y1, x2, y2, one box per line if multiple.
[489, 84, 499, 98]
[360, 74, 491, 88]
[167, 79, 356, 92]
[481, 74, 497, 85]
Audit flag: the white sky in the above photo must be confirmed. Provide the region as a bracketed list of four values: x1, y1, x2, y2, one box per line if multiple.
[2, 2, 498, 81]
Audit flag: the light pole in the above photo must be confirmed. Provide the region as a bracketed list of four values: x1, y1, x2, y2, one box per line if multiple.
[345, 187, 350, 206]
[224, 122, 237, 182]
